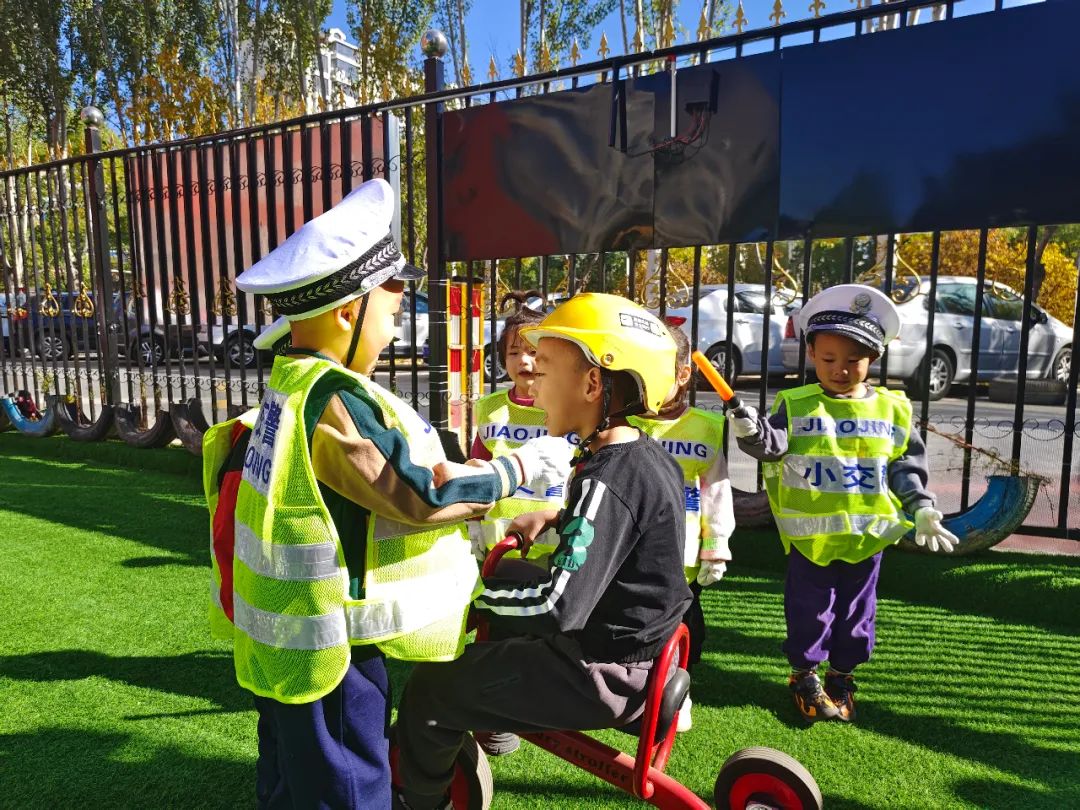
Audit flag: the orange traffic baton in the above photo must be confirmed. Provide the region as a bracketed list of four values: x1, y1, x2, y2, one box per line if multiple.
[691, 350, 749, 416]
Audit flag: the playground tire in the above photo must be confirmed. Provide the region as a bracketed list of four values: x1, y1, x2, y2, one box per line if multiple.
[56, 398, 115, 442]
[897, 474, 1040, 556]
[2, 391, 59, 437]
[715, 746, 822, 810]
[732, 487, 774, 528]
[171, 398, 211, 456]
[988, 377, 1067, 406]
[388, 724, 493, 810]
[115, 403, 177, 449]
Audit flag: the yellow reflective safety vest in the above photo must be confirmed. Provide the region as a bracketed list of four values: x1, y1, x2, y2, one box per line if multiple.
[763, 383, 915, 565]
[629, 408, 725, 581]
[203, 354, 481, 704]
[472, 390, 573, 557]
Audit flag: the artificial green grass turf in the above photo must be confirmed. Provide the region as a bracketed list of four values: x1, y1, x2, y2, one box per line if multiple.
[0, 446, 1078, 808]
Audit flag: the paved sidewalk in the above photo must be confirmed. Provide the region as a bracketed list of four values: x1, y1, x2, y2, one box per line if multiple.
[994, 534, 1080, 556]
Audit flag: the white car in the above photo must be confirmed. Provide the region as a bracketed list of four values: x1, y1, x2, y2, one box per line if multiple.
[781, 276, 1073, 400]
[388, 290, 430, 360]
[663, 283, 792, 384]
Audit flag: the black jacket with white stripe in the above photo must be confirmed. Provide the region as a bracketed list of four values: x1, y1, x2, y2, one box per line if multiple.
[474, 432, 693, 664]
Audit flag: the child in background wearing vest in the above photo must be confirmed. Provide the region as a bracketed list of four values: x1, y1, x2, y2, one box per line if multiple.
[468, 292, 570, 566]
[629, 320, 733, 732]
[730, 284, 958, 723]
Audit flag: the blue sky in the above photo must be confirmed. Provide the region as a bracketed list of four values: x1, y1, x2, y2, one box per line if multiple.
[328, 1, 787, 70]
[327, 0, 1038, 75]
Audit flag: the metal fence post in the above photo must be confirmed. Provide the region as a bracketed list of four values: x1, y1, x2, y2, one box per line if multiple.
[81, 106, 121, 406]
[423, 29, 449, 429]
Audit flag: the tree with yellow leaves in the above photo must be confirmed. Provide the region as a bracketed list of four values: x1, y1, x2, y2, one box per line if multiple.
[899, 230, 1077, 327]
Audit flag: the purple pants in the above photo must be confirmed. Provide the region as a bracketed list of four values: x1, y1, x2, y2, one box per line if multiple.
[782, 546, 882, 672]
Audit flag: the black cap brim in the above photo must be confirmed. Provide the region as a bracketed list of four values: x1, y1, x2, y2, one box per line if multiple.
[394, 262, 425, 281]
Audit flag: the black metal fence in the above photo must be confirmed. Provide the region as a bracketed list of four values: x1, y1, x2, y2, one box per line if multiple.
[1, 0, 1077, 540]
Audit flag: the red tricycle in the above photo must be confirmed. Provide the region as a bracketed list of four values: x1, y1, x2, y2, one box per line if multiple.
[390, 535, 822, 809]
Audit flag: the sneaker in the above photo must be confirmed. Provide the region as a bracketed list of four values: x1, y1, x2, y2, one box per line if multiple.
[474, 730, 520, 756]
[788, 670, 840, 723]
[825, 670, 858, 722]
[676, 695, 693, 732]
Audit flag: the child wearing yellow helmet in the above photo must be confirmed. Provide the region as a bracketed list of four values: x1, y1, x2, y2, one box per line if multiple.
[393, 294, 693, 809]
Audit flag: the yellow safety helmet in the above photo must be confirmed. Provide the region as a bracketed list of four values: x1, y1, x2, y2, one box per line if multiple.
[521, 293, 677, 416]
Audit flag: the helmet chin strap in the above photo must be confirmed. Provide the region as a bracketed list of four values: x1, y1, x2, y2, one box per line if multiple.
[343, 294, 370, 369]
[573, 372, 645, 464]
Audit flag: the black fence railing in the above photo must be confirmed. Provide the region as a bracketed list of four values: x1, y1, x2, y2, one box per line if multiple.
[2, 0, 1077, 541]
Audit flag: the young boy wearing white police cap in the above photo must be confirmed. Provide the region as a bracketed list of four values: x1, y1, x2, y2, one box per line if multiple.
[729, 283, 957, 723]
[201, 178, 569, 807]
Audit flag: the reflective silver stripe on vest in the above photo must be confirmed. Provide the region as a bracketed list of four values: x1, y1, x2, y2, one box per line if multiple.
[775, 512, 908, 540]
[346, 565, 478, 641]
[232, 590, 348, 650]
[235, 522, 342, 581]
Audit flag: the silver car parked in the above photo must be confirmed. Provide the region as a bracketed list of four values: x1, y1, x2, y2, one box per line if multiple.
[663, 283, 794, 384]
[781, 276, 1072, 400]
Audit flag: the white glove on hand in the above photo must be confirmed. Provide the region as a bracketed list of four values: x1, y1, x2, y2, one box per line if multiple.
[914, 507, 959, 553]
[727, 406, 760, 440]
[467, 520, 487, 562]
[696, 560, 727, 587]
[511, 435, 573, 490]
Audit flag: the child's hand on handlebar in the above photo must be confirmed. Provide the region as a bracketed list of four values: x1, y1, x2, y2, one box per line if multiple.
[507, 508, 561, 557]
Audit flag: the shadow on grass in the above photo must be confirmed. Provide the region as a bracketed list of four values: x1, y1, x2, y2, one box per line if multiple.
[0, 727, 252, 807]
[0, 454, 207, 566]
[857, 699, 1080, 805]
[730, 530, 1080, 634]
[0, 649, 250, 713]
[952, 777, 1078, 808]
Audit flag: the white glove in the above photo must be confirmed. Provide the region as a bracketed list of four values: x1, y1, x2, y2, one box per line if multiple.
[467, 520, 486, 561]
[696, 560, 727, 587]
[727, 406, 760, 440]
[914, 507, 959, 553]
[511, 435, 573, 490]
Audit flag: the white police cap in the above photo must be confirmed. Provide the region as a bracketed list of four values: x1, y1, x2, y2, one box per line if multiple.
[236, 178, 422, 333]
[797, 284, 900, 356]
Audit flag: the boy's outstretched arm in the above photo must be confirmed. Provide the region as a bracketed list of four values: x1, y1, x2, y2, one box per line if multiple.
[312, 390, 521, 526]
[733, 401, 790, 461]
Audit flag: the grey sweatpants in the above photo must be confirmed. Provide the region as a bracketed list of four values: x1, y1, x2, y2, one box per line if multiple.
[395, 633, 653, 808]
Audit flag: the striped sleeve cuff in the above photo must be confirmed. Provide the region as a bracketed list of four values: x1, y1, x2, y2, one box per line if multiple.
[488, 455, 522, 499]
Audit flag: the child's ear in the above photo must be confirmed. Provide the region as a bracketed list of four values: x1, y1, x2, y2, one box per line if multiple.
[675, 364, 692, 388]
[805, 342, 815, 360]
[583, 367, 604, 403]
[334, 300, 359, 333]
